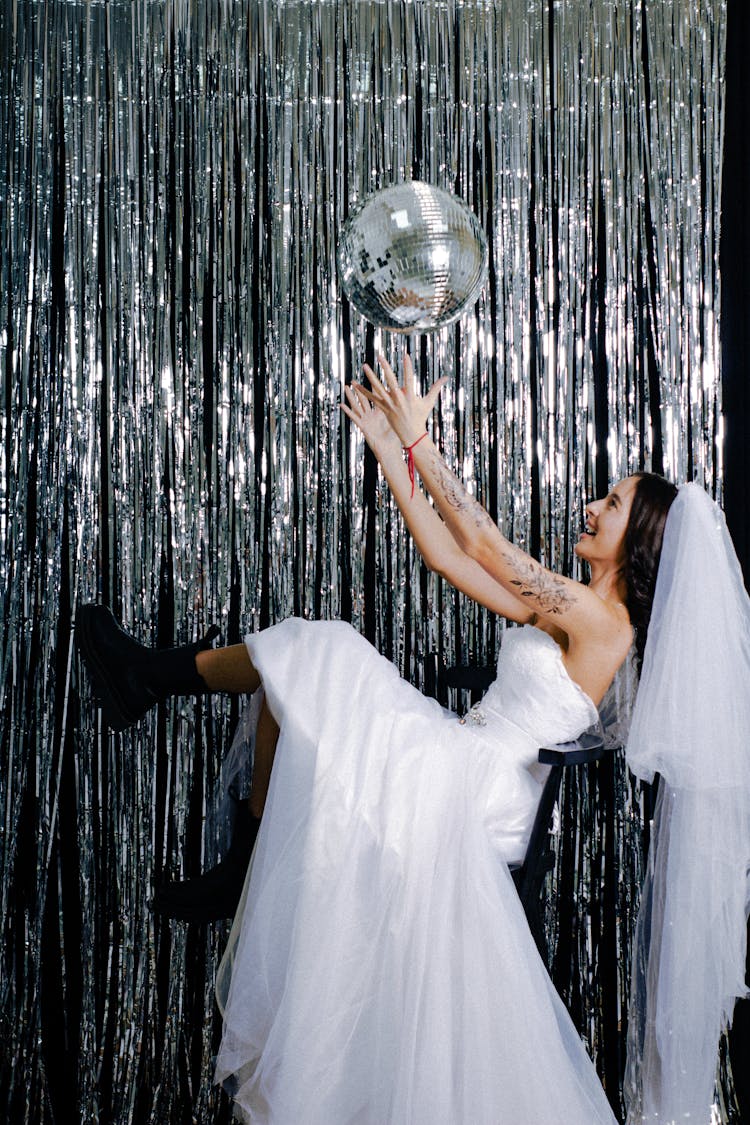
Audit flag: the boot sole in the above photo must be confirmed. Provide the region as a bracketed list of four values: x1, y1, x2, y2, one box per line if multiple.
[75, 604, 154, 731]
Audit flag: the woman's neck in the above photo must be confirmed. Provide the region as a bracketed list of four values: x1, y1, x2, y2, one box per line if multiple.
[587, 562, 627, 607]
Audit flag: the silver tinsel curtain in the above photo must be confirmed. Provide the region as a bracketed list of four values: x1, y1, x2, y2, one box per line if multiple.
[0, 1, 728, 1122]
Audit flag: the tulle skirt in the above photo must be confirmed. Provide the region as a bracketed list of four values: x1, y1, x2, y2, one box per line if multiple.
[214, 618, 617, 1125]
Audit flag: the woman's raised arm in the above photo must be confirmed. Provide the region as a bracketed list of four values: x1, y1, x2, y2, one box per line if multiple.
[340, 377, 533, 622]
[357, 354, 627, 651]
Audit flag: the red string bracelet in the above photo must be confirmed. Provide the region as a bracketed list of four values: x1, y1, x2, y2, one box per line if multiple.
[403, 431, 428, 498]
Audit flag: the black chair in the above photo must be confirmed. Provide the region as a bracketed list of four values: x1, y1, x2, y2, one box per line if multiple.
[423, 656, 606, 964]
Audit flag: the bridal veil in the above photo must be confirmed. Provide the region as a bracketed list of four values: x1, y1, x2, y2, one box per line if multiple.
[624, 483, 750, 1122]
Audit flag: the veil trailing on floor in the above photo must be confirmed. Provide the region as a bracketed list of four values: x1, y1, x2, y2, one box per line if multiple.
[624, 483, 750, 1123]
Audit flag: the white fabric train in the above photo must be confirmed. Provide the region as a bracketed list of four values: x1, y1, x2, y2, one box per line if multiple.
[214, 619, 618, 1124]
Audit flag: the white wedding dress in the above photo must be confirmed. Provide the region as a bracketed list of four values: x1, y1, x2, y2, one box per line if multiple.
[214, 618, 618, 1124]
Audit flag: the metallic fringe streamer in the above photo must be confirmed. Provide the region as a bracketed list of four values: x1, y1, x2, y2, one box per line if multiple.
[0, 1, 728, 1121]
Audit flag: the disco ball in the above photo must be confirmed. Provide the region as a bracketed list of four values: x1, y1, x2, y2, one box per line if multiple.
[337, 182, 488, 333]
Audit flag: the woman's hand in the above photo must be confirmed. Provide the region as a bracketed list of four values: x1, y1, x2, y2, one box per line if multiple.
[356, 353, 447, 448]
[340, 383, 400, 457]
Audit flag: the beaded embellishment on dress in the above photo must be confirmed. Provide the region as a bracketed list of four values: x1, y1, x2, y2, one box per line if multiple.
[459, 702, 488, 726]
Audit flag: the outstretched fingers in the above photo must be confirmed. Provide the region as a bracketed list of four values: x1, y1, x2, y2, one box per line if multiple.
[424, 374, 449, 411]
[373, 352, 446, 407]
[347, 380, 377, 409]
[375, 352, 401, 395]
[362, 363, 389, 402]
[341, 383, 373, 424]
[343, 383, 365, 411]
[402, 352, 417, 399]
[352, 353, 448, 446]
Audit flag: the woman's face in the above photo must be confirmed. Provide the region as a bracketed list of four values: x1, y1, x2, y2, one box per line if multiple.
[574, 476, 639, 566]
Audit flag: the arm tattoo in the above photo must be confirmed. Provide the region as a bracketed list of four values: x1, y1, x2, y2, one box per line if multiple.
[427, 451, 574, 614]
[501, 550, 578, 616]
[430, 452, 495, 530]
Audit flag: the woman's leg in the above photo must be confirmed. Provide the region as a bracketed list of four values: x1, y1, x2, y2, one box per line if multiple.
[195, 643, 261, 694]
[76, 604, 255, 730]
[195, 643, 279, 814]
[153, 659, 279, 920]
[77, 607, 275, 920]
[77, 603, 269, 729]
[197, 644, 280, 813]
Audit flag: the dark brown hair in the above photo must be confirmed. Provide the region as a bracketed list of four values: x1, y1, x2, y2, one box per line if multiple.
[622, 472, 679, 670]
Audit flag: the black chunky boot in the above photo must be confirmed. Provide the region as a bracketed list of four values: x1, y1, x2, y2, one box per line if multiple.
[152, 800, 261, 922]
[75, 603, 221, 731]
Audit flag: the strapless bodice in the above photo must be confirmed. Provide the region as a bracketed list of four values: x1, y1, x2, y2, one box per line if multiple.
[463, 625, 599, 747]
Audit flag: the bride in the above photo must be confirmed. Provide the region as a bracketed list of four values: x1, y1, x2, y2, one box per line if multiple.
[76, 355, 748, 1123]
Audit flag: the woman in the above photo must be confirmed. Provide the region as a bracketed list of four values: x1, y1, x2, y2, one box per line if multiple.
[78, 355, 681, 1122]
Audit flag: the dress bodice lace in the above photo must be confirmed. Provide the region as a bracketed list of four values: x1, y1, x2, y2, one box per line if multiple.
[462, 624, 599, 746]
